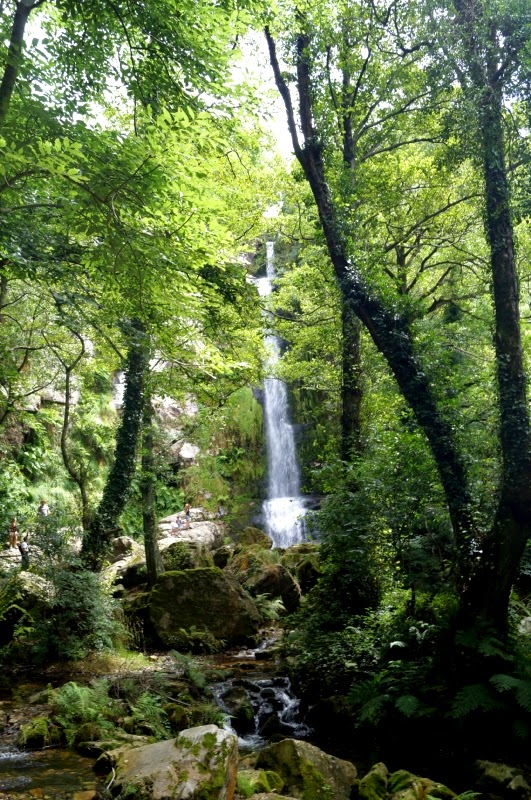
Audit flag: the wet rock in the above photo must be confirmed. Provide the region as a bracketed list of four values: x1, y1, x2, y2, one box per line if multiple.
[255, 738, 358, 800]
[148, 567, 262, 648]
[221, 685, 255, 735]
[106, 725, 238, 800]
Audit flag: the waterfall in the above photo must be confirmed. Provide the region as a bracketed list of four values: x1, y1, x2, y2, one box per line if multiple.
[256, 242, 306, 548]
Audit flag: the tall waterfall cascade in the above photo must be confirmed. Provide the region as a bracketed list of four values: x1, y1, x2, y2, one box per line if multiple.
[256, 242, 306, 548]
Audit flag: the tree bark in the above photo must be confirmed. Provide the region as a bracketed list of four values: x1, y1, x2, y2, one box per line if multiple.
[453, 0, 531, 630]
[82, 319, 147, 568]
[341, 303, 362, 461]
[0, 1, 38, 130]
[141, 395, 163, 588]
[57, 333, 91, 531]
[266, 27, 476, 574]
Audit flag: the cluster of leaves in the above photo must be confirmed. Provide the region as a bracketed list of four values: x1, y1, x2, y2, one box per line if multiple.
[0, 515, 123, 664]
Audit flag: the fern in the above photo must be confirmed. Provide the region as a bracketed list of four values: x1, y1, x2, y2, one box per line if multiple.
[359, 693, 391, 723]
[254, 594, 286, 620]
[130, 692, 170, 740]
[395, 694, 420, 717]
[451, 683, 503, 718]
[490, 674, 531, 711]
[170, 650, 208, 689]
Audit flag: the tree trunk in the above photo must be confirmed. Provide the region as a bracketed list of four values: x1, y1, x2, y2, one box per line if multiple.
[141, 395, 163, 588]
[82, 319, 147, 567]
[341, 303, 362, 461]
[0, 1, 35, 130]
[266, 28, 476, 574]
[453, 0, 531, 631]
[60, 355, 91, 532]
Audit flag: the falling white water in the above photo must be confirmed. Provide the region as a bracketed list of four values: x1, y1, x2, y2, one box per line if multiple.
[256, 242, 306, 548]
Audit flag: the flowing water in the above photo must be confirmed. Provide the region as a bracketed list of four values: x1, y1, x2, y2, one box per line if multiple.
[0, 745, 96, 796]
[212, 675, 311, 752]
[256, 242, 307, 548]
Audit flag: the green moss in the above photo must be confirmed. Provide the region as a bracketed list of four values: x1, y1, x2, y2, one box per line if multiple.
[389, 771, 417, 794]
[359, 763, 388, 800]
[17, 716, 61, 749]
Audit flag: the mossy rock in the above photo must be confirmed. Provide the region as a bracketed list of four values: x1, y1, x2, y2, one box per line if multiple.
[359, 763, 388, 800]
[18, 716, 62, 749]
[237, 768, 285, 795]
[74, 721, 102, 745]
[388, 770, 456, 800]
[221, 685, 255, 735]
[148, 567, 262, 648]
[255, 738, 357, 800]
[164, 703, 190, 732]
[280, 546, 321, 594]
[236, 527, 273, 550]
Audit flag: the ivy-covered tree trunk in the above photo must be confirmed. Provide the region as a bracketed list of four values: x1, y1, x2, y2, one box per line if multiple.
[266, 28, 476, 572]
[453, 0, 531, 631]
[82, 320, 147, 568]
[141, 394, 163, 588]
[341, 303, 362, 462]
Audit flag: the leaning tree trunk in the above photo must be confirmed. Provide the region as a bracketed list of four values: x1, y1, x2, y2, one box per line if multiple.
[82, 320, 147, 568]
[141, 394, 163, 588]
[341, 302, 362, 462]
[453, 0, 531, 632]
[266, 27, 476, 578]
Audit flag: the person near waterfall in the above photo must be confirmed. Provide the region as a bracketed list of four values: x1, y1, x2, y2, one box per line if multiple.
[184, 503, 191, 529]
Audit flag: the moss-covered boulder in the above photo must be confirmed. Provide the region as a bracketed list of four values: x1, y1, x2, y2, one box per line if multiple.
[359, 763, 388, 800]
[106, 725, 238, 800]
[237, 768, 285, 795]
[228, 548, 300, 611]
[255, 738, 358, 800]
[236, 527, 273, 550]
[388, 770, 456, 800]
[280, 545, 320, 594]
[221, 685, 255, 735]
[17, 716, 62, 749]
[247, 564, 301, 613]
[475, 761, 531, 797]
[148, 568, 262, 648]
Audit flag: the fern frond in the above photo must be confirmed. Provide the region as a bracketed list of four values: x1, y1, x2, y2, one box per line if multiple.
[359, 693, 390, 723]
[451, 684, 503, 718]
[395, 694, 419, 717]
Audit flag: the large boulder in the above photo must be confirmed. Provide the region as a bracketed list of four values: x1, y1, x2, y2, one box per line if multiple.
[158, 517, 223, 552]
[247, 564, 301, 613]
[110, 536, 144, 563]
[104, 725, 238, 800]
[148, 568, 262, 648]
[255, 738, 358, 800]
[280, 544, 321, 594]
[220, 686, 255, 735]
[236, 527, 273, 550]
